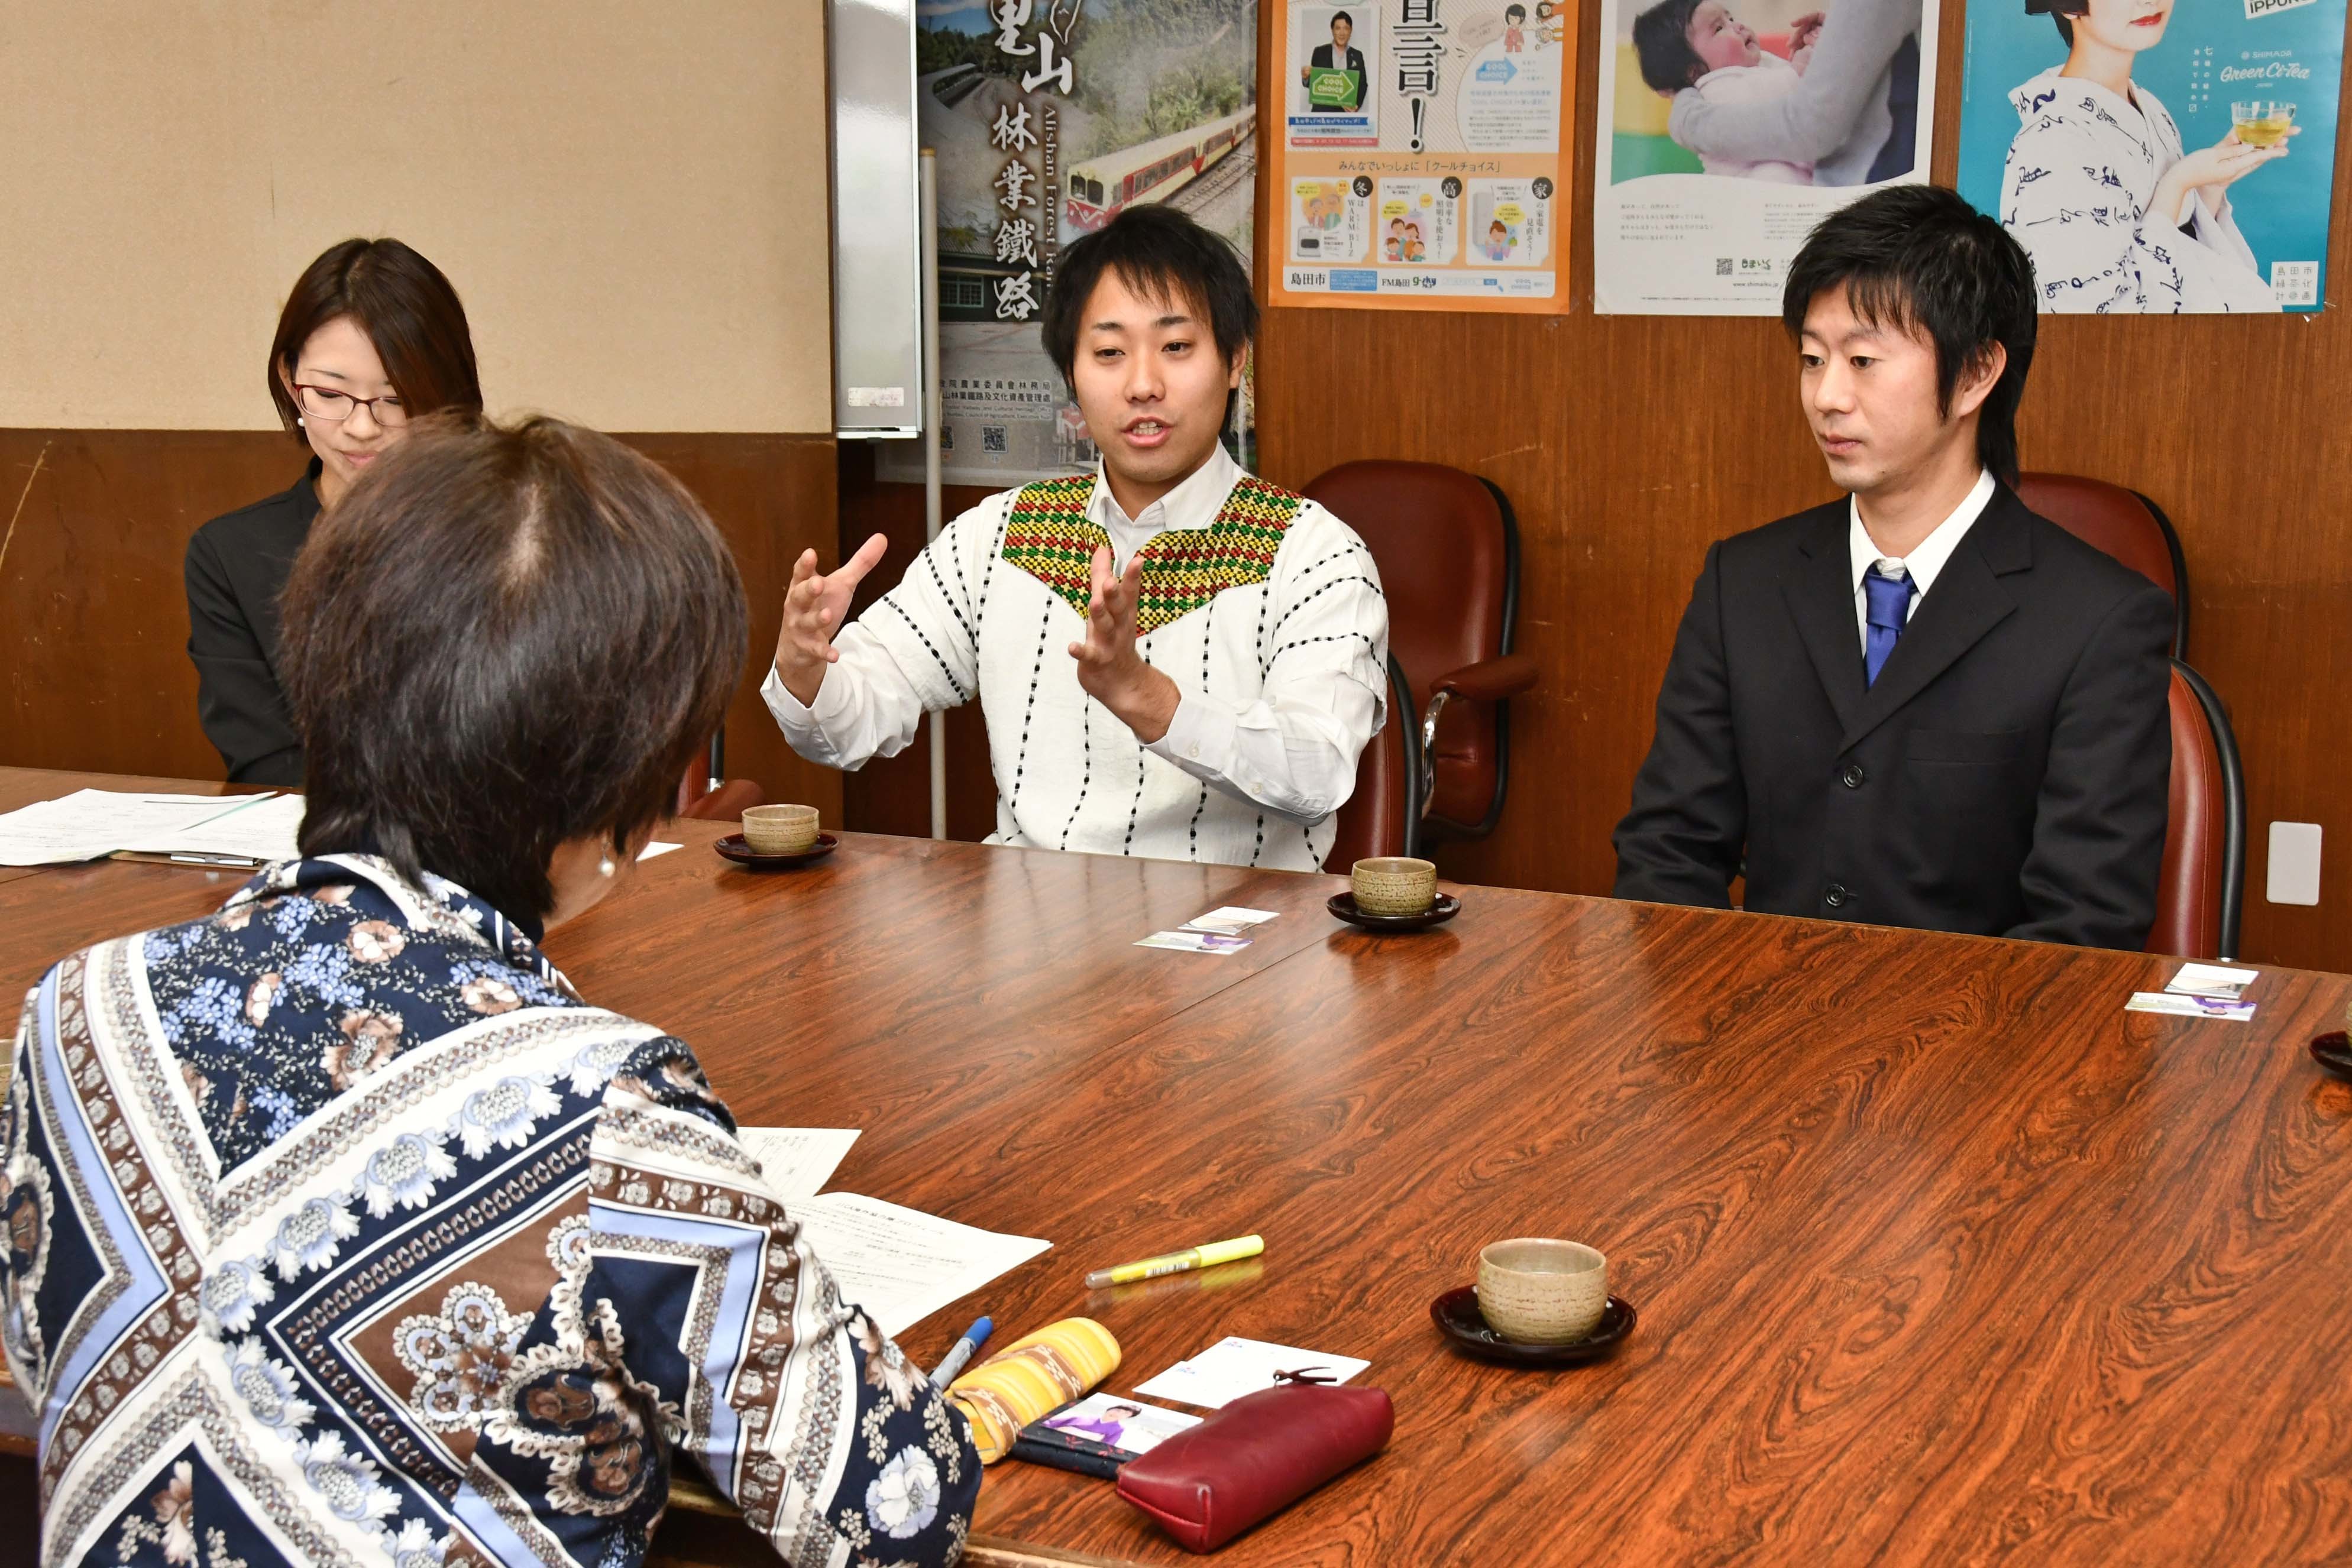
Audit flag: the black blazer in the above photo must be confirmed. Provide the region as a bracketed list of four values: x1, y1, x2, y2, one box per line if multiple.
[185, 461, 321, 787]
[1307, 43, 1368, 109]
[1613, 485, 2174, 950]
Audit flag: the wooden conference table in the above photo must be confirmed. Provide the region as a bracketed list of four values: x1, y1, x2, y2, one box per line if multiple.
[2, 766, 2350, 1564]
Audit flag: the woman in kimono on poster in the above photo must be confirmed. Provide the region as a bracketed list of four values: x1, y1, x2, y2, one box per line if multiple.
[2001, 0, 2295, 312]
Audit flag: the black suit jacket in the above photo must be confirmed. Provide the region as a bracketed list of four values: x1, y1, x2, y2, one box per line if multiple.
[1612, 485, 2174, 950]
[184, 461, 321, 787]
[1307, 44, 1368, 109]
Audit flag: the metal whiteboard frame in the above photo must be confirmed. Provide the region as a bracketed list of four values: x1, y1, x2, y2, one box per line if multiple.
[829, 0, 924, 439]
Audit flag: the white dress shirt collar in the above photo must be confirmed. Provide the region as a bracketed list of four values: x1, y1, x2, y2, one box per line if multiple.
[1848, 468, 1997, 639]
[1087, 441, 1241, 552]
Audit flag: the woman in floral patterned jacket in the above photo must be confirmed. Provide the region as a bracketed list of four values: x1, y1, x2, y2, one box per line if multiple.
[1, 416, 981, 1568]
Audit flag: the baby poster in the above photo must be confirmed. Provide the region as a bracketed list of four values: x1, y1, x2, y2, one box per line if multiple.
[1955, 0, 2344, 312]
[1269, 0, 1580, 313]
[1592, 0, 1942, 312]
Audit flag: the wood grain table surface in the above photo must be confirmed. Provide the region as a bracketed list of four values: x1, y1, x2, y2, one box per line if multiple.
[2, 769, 2350, 1564]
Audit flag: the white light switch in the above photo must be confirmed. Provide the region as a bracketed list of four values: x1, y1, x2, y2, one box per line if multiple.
[2266, 822, 2322, 906]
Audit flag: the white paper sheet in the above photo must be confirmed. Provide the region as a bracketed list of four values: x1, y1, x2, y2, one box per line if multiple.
[790, 1192, 1050, 1339]
[2166, 963, 2259, 1000]
[1133, 1336, 1371, 1410]
[637, 841, 683, 861]
[2125, 992, 2257, 1021]
[117, 792, 308, 866]
[737, 1126, 860, 1200]
[0, 791, 266, 866]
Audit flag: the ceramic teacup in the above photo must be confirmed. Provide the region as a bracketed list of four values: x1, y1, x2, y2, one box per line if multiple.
[1475, 1238, 1608, 1345]
[1352, 856, 1438, 915]
[743, 804, 820, 856]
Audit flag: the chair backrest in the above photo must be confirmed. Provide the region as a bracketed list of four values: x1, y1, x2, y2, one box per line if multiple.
[1325, 655, 1421, 867]
[1300, 461, 1517, 835]
[675, 731, 763, 822]
[2146, 659, 2246, 960]
[2014, 472, 2189, 658]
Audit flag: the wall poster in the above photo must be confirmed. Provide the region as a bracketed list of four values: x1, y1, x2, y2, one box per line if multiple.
[1593, 0, 1940, 313]
[1956, 0, 2343, 312]
[1266, 0, 1579, 311]
[877, 0, 1261, 486]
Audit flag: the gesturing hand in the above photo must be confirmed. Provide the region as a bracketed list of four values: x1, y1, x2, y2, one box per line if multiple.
[774, 532, 889, 707]
[1067, 545, 1180, 744]
[1788, 10, 1825, 50]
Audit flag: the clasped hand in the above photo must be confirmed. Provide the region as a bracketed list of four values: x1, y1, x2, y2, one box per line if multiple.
[1068, 545, 1180, 744]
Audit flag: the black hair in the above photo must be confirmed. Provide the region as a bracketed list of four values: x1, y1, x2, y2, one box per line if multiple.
[2024, 0, 2090, 45]
[270, 238, 482, 440]
[1330, 9, 1353, 27]
[283, 414, 748, 923]
[1781, 185, 2039, 486]
[1506, 3, 1528, 18]
[1040, 203, 1257, 388]
[1632, 0, 1708, 92]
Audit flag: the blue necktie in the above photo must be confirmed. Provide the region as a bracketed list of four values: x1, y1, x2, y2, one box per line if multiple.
[1862, 568, 1916, 687]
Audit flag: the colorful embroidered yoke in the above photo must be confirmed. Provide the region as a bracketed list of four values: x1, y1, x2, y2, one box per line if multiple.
[1, 856, 978, 1568]
[1001, 474, 1302, 634]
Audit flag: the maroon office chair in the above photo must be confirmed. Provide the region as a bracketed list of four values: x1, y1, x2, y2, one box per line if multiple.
[675, 730, 763, 822]
[1325, 656, 1422, 866]
[2014, 472, 2189, 658]
[2146, 659, 2245, 960]
[1301, 461, 1536, 842]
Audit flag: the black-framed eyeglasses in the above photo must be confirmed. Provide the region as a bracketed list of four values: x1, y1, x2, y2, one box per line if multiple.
[292, 383, 409, 426]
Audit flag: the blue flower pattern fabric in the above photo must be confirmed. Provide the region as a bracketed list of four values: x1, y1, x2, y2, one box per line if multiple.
[2, 855, 979, 1568]
[2000, 67, 2279, 313]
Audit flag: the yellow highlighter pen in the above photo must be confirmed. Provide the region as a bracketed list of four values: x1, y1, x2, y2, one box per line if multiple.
[1085, 1235, 1264, 1290]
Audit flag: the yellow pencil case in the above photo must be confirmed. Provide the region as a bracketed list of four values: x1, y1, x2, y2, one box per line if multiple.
[947, 1317, 1122, 1463]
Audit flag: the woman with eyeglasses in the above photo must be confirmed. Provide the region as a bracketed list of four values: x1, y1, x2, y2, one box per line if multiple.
[184, 238, 483, 784]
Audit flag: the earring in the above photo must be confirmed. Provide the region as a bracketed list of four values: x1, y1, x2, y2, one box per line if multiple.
[597, 856, 616, 878]
[296, 416, 305, 427]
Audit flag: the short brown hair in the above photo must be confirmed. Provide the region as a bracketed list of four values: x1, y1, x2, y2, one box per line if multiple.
[268, 239, 483, 439]
[282, 415, 748, 923]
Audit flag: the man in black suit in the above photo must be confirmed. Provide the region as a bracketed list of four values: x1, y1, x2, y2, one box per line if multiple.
[1303, 11, 1369, 112]
[1613, 186, 2172, 950]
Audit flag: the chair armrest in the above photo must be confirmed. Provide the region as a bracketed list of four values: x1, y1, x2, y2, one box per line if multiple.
[1431, 653, 1538, 705]
[680, 778, 764, 822]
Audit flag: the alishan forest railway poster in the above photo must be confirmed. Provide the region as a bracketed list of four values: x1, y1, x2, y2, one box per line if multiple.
[878, 0, 1261, 486]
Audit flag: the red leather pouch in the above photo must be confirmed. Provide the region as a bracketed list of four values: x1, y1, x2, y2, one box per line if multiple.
[1113, 1382, 1393, 1552]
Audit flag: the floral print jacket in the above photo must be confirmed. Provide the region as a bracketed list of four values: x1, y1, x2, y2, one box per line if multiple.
[1, 855, 979, 1568]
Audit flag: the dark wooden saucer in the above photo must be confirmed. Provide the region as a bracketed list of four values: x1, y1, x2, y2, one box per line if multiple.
[1328, 891, 1461, 931]
[715, 832, 839, 870]
[2311, 1031, 2352, 1081]
[1429, 1286, 1636, 1366]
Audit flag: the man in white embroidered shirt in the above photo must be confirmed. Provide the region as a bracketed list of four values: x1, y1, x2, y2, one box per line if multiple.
[764, 206, 1390, 870]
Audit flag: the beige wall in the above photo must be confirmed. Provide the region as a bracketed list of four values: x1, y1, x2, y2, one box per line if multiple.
[0, 1, 832, 434]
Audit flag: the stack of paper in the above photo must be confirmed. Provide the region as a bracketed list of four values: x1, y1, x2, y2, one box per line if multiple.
[737, 1126, 1051, 1338]
[0, 791, 291, 867]
[2125, 963, 2260, 1022]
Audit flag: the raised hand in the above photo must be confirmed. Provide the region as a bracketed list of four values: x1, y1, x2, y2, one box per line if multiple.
[773, 532, 889, 706]
[1067, 545, 1180, 744]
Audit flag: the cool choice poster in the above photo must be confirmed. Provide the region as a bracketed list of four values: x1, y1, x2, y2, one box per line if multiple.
[1266, 0, 1580, 312]
[878, 0, 1260, 486]
[1592, 0, 1942, 313]
[1955, 0, 2345, 312]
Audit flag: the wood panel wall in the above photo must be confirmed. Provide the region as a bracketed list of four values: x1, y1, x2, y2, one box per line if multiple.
[0, 429, 844, 822]
[840, 0, 2352, 973]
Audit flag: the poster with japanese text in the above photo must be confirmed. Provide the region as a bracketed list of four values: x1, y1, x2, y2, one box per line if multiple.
[876, 0, 1260, 486]
[1267, 0, 1580, 311]
[1591, 0, 1940, 313]
[1956, 0, 2343, 312]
